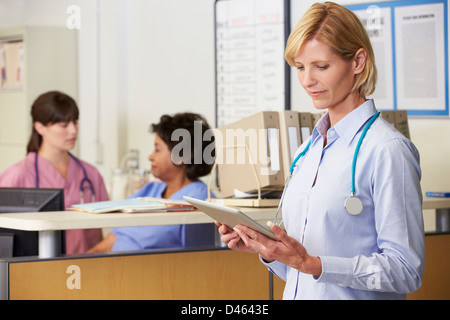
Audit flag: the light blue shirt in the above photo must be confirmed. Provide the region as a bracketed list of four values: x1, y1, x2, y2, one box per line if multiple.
[111, 180, 215, 251]
[264, 100, 425, 299]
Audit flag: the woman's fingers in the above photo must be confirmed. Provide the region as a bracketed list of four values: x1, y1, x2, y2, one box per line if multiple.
[233, 225, 272, 253]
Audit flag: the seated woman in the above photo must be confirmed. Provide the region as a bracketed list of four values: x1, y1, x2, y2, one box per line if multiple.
[88, 112, 215, 252]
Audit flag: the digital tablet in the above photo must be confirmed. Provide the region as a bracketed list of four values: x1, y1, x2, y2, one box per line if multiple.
[183, 196, 278, 241]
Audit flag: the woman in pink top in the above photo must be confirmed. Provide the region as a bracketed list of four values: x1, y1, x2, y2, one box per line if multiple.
[0, 91, 109, 254]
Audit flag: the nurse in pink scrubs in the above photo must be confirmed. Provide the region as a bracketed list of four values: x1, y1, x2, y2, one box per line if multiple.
[0, 91, 109, 254]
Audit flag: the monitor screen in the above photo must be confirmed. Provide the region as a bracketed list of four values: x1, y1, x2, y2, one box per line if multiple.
[0, 188, 64, 257]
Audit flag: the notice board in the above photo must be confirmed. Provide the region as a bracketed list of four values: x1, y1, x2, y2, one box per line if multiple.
[347, 0, 449, 117]
[215, 0, 290, 126]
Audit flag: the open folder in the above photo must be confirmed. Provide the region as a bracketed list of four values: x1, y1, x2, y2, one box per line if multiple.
[71, 198, 196, 214]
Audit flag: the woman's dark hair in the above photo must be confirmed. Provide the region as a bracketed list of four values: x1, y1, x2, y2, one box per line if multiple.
[26, 91, 79, 153]
[151, 112, 215, 181]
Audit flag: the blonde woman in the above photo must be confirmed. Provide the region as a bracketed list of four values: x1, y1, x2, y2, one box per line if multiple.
[217, 2, 424, 300]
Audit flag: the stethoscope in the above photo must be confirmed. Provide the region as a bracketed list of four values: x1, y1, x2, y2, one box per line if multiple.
[268, 111, 380, 228]
[34, 152, 96, 203]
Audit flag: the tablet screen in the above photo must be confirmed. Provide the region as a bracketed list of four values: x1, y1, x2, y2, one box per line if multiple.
[183, 196, 278, 240]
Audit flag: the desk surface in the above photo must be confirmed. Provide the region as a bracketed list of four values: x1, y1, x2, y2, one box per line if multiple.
[0, 198, 448, 232]
[0, 207, 275, 232]
[422, 197, 450, 210]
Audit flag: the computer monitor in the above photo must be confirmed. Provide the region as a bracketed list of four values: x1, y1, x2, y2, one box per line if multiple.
[0, 188, 65, 257]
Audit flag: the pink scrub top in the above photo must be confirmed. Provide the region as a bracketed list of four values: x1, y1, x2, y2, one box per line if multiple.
[0, 152, 109, 254]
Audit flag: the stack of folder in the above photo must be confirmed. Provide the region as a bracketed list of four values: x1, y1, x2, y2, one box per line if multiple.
[214, 110, 325, 204]
[380, 110, 410, 139]
[213, 109, 411, 207]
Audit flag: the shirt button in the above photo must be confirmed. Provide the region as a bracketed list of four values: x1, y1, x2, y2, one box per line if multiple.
[329, 130, 335, 136]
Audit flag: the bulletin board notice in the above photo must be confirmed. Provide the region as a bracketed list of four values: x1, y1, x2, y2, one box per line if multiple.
[347, 0, 449, 117]
[214, 0, 290, 127]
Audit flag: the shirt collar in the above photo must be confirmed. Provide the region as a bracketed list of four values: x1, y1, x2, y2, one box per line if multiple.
[311, 113, 329, 143]
[312, 99, 378, 146]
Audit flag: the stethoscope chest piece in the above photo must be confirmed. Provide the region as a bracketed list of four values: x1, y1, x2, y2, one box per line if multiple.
[344, 195, 363, 216]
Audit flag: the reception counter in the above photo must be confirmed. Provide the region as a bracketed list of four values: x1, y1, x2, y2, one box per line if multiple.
[0, 198, 449, 300]
[2, 247, 272, 300]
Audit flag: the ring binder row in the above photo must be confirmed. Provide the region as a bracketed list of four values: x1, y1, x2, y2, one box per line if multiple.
[379, 110, 411, 140]
[208, 109, 411, 207]
[0, 39, 24, 90]
[208, 110, 324, 207]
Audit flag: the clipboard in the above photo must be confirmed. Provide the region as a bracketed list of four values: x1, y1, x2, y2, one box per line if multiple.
[183, 196, 278, 241]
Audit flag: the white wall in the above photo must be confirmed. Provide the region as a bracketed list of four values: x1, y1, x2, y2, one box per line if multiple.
[1, 0, 449, 229]
[124, 0, 216, 171]
[0, 0, 216, 190]
[77, 0, 216, 190]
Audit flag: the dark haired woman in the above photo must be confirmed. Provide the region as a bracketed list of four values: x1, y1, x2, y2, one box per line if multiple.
[0, 91, 109, 254]
[88, 112, 215, 252]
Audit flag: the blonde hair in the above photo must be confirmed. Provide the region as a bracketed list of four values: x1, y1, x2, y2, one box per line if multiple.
[285, 2, 377, 96]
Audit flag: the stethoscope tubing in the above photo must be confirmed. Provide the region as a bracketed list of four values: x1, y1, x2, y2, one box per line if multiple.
[351, 112, 380, 194]
[34, 152, 96, 203]
[271, 111, 380, 226]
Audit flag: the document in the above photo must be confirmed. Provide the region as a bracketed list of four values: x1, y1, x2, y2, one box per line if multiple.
[215, 0, 287, 126]
[2, 41, 24, 89]
[348, 1, 448, 116]
[71, 198, 195, 214]
[354, 6, 395, 110]
[395, 2, 446, 111]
